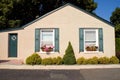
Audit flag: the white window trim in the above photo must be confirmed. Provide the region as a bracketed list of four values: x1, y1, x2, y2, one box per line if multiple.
[84, 29, 99, 52]
[40, 29, 55, 53]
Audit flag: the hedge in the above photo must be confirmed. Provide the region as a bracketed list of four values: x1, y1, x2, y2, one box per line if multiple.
[26, 53, 42, 65]
[116, 38, 120, 52]
[77, 56, 119, 65]
[26, 54, 119, 65]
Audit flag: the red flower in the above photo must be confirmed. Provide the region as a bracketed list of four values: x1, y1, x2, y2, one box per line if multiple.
[41, 45, 54, 52]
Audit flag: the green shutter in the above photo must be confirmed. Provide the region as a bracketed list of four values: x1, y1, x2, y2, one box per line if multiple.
[79, 28, 84, 52]
[54, 28, 59, 52]
[99, 28, 103, 52]
[35, 29, 40, 52]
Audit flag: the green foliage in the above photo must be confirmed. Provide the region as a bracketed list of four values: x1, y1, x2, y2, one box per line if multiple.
[0, 0, 22, 29]
[87, 57, 98, 64]
[98, 57, 110, 64]
[115, 24, 120, 38]
[26, 53, 42, 65]
[116, 38, 120, 60]
[77, 56, 118, 64]
[0, 16, 6, 29]
[77, 57, 98, 65]
[56, 56, 63, 65]
[116, 51, 120, 60]
[52, 56, 63, 65]
[76, 0, 97, 12]
[109, 56, 119, 64]
[110, 8, 120, 38]
[63, 42, 76, 65]
[110, 8, 120, 26]
[116, 38, 120, 51]
[82, 59, 89, 64]
[52, 57, 57, 64]
[8, 20, 21, 28]
[0, 0, 97, 30]
[77, 57, 85, 64]
[41, 57, 53, 65]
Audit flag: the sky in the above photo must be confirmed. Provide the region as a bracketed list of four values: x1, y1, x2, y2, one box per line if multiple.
[94, 0, 120, 22]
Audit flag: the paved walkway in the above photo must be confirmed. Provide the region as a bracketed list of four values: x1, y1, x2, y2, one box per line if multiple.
[0, 60, 23, 65]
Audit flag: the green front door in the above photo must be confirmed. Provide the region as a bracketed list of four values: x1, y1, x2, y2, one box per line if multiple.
[9, 34, 17, 57]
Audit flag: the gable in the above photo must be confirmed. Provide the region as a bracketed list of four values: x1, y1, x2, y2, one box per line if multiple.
[25, 4, 114, 29]
[23, 4, 115, 30]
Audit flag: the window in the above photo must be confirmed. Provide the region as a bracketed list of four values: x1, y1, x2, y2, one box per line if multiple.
[84, 29, 98, 51]
[40, 29, 54, 52]
[35, 28, 59, 52]
[79, 28, 103, 52]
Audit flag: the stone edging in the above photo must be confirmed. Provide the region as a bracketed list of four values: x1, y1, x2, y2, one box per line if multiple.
[0, 64, 120, 69]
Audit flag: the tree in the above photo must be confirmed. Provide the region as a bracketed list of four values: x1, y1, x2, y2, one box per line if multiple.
[115, 24, 120, 37]
[110, 8, 120, 38]
[0, 0, 21, 29]
[63, 42, 76, 65]
[65, 0, 97, 12]
[110, 8, 120, 26]
[0, 0, 97, 30]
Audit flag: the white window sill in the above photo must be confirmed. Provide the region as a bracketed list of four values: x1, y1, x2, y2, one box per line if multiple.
[80, 51, 103, 54]
[39, 51, 59, 54]
[84, 51, 99, 53]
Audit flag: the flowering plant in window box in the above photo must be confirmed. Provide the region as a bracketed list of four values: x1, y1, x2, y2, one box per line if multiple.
[86, 45, 98, 51]
[41, 45, 54, 52]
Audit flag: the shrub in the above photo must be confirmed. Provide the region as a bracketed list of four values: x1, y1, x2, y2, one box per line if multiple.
[90, 57, 98, 64]
[63, 42, 76, 65]
[109, 56, 119, 64]
[77, 57, 98, 65]
[52, 57, 63, 65]
[116, 51, 120, 60]
[56, 56, 63, 65]
[41, 58, 53, 65]
[52, 57, 57, 64]
[26, 53, 42, 65]
[77, 57, 85, 64]
[116, 38, 120, 52]
[87, 57, 98, 64]
[116, 38, 120, 60]
[82, 59, 89, 64]
[98, 57, 110, 64]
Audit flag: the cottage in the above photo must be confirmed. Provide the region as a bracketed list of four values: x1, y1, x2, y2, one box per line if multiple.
[0, 3, 115, 61]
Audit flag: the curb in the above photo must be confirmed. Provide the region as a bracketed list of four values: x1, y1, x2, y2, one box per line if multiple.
[0, 64, 120, 69]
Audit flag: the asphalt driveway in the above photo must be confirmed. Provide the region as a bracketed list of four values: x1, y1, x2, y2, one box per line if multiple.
[0, 68, 120, 80]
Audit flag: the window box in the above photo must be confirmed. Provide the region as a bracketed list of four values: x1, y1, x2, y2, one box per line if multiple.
[86, 45, 98, 51]
[41, 45, 54, 52]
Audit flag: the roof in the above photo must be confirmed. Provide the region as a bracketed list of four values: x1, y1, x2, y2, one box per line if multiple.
[0, 3, 114, 32]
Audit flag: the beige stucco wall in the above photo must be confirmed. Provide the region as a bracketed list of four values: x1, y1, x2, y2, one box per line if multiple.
[0, 5, 115, 61]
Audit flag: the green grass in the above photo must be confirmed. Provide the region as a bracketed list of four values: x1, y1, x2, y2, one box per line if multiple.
[116, 38, 120, 52]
